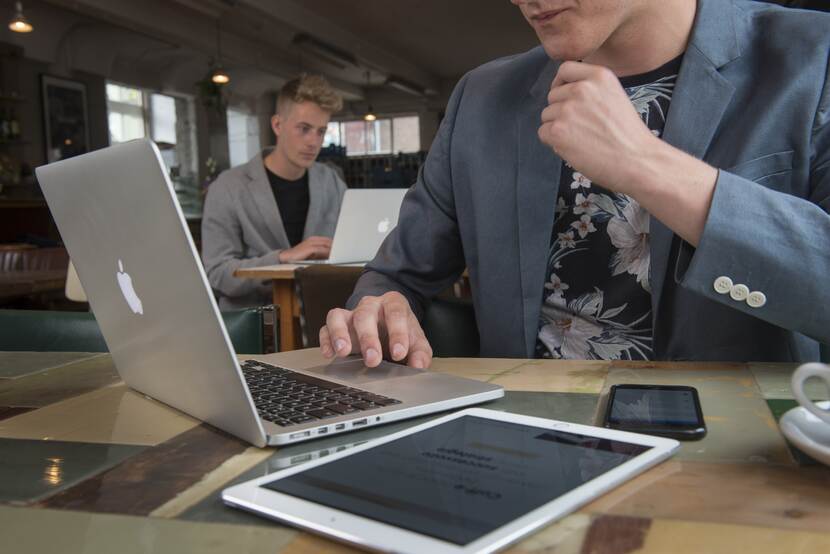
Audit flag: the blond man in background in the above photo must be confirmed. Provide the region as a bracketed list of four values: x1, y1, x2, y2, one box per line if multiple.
[202, 74, 347, 309]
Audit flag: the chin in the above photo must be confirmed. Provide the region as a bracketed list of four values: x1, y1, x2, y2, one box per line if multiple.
[535, 25, 599, 62]
[540, 39, 594, 62]
[294, 156, 316, 169]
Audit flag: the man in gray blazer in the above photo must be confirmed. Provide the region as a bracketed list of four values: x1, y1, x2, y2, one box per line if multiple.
[202, 75, 347, 309]
[321, 0, 830, 366]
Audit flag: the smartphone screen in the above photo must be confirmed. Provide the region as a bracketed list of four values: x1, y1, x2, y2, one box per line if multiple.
[604, 385, 706, 440]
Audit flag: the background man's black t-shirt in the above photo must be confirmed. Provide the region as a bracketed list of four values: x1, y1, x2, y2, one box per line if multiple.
[266, 167, 310, 247]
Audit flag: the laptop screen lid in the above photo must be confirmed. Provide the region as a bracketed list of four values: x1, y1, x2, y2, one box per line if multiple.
[36, 139, 268, 447]
[327, 189, 407, 264]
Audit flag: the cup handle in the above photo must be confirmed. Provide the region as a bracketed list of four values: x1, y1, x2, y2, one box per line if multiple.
[791, 363, 830, 425]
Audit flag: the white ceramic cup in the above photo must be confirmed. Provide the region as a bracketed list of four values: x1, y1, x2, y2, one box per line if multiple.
[791, 362, 830, 425]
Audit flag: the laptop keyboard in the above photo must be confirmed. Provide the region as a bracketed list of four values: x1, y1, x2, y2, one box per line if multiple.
[241, 360, 402, 427]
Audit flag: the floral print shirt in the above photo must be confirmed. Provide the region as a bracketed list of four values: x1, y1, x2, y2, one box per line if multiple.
[536, 56, 683, 360]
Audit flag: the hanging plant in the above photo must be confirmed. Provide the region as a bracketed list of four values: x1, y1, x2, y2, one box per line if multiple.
[195, 69, 227, 114]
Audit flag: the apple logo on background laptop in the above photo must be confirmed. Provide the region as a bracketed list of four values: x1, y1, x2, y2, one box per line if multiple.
[117, 259, 143, 315]
[377, 218, 391, 234]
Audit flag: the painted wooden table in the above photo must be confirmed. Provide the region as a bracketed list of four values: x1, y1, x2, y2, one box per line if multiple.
[1, 350, 829, 553]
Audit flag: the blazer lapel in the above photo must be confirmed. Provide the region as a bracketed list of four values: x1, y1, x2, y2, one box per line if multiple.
[246, 150, 290, 247]
[516, 58, 563, 356]
[650, 0, 740, 328]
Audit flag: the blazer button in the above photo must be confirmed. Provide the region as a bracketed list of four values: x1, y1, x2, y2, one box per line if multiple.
[714, 276, 733, 294]
[747, 291, 767, 308]
[730, 284, 750, 302]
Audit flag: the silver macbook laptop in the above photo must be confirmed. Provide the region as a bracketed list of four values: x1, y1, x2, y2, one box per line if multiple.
[36, 139, 503, 447]
[304, 188, 407, 265]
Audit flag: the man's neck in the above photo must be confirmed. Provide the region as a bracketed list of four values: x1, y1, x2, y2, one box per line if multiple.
[264, 147, 306, 181]
[584, 0, 697, 77]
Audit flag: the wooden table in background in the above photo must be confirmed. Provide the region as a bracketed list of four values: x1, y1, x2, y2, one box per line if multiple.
[234, 264, 305, 352]
[1, 351, 830, 553]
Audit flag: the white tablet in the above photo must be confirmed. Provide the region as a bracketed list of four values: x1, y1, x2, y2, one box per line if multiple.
[222, 408, 679, 554]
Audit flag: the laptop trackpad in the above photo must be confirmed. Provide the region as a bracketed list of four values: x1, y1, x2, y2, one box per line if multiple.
[305, 357, 425, 385]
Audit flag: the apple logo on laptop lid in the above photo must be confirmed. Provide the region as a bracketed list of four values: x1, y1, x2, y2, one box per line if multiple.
[377, 218, 391, 234]
[117, 259, 143, 315]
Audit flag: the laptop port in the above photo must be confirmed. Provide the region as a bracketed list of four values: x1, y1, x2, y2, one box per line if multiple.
[335, 424, 346, 430]
[318, 427, 328, 435]
[289, 431, 311, 440]
[352, 419, 368, 427]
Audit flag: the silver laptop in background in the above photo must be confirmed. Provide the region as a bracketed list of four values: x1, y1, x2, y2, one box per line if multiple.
[304, 188, 407, 265]
[36, 139, 503, 448]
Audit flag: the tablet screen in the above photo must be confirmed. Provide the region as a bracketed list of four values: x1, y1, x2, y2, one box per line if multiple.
[263, 416, 651, 545]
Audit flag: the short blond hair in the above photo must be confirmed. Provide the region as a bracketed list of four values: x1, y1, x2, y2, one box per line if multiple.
[277, 74, 343, 115]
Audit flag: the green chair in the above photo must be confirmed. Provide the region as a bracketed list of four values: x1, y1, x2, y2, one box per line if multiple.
[223, 305, 278, 354]
[422, 296, 480, 358]
[0, 306, 278, 354]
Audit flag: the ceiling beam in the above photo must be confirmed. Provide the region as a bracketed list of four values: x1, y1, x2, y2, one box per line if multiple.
[237, 0, 440, 91]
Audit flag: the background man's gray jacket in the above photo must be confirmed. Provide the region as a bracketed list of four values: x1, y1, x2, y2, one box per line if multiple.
[350, 0, 830, 362]
[203, 149, 346, 309]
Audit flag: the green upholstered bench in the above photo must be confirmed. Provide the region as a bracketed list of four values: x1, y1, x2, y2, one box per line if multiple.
[0, 305, 278, 354]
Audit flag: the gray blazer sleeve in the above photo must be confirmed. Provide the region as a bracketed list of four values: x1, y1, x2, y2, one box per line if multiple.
[347, 76, 471, 319]
[677, 65, 830, 344]
[201, 181, 281, 299]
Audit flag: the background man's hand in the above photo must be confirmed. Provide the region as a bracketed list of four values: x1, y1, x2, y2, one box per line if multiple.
[319, 291, 433, 369]
[538, 61, 661, 195]
[278, 236, 332, 262]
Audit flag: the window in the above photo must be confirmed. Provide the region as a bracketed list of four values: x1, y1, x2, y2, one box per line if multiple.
[391, 116, 419, 154]
[106, 82, 200, 215]
[106, 83, 198, 175]
[106, 83, 145, 143]
[324, 115, 420, 156]
[151, 94, 177, 144]
[107, 83, 198, 170]
[324, 121, 341, 147]
[227, 108, 261, 167]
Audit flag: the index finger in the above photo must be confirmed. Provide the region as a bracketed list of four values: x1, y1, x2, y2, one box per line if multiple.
[303, 237, 332, 247]
[551, 60, 600, 89]
[324, 308, 358, 357]
[308, 246, 330, 260]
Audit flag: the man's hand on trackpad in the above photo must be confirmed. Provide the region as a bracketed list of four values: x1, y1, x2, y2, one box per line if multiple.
[319, 292, 433, 369]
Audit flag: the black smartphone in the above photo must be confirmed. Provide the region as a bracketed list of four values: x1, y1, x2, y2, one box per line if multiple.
[603, 384, 706, 440]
